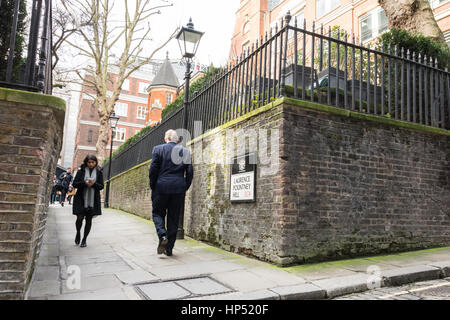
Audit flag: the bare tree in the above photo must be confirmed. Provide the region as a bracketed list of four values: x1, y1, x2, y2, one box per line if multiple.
[378, 0, 446, 44]
[60, 0, 177, 162]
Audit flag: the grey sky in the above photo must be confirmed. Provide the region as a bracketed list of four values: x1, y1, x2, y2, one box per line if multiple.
[118, 0, 240, 67]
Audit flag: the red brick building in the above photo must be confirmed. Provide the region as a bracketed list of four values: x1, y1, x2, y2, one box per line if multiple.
[72, 65, 154, 169]
[230, 0, 450, 60]
[146, 56, 180, 126]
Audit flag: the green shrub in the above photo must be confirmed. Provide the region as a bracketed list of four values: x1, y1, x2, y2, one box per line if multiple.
[161, 65, 222, 118]
[0, 0, 27, 82]
[377, 29, 450, 70]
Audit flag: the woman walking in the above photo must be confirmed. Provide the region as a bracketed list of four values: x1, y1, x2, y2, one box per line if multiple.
[72, 154, 104, 247]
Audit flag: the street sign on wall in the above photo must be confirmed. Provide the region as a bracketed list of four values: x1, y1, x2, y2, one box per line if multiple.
[230, 153, 257, 203]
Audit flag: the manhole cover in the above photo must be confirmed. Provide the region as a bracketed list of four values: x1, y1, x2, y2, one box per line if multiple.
[135, 276, 233, 300]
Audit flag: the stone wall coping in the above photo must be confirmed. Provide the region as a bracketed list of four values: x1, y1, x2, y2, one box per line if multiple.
[109, 95, 449, 182]
[0, 87, 66, 112]
[283, 97, 450, 137]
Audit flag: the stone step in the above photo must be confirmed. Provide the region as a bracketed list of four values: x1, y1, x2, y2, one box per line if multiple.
[0, 240, 32, 252]
[0, 190, 37, 196]
[0, 231, 32, 242]
[0, 261, 25, 270]
[0, 193, 37, 203]
[0, 222, 34, 232]
[0, 281, 25, 292]
[0, 182, 39, 194]
[0, 252, 27, 260]
[0, 172, 41, 185]
[0, 211, 34, 223]
[0, 202, 36, 212]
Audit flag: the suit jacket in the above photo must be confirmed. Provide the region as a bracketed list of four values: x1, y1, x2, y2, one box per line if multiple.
[59, 172, 73, 190]
[149, 142, 193, 194]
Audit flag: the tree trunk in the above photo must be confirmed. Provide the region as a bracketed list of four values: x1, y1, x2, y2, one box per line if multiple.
[95, 99, 110, 164]
[378, 0, 446, 44]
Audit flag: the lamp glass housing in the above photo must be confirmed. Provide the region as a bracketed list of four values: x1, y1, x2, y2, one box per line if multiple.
[109, 112, 120, 129]
[176, 26, 204, 59]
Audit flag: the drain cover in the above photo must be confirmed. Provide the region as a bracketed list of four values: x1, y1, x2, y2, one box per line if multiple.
[135, 277, 233, 300]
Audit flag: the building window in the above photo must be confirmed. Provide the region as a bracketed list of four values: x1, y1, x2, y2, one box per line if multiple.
[360, 8, 388, 43]
[90, 103, 96, 118]
[121, 79, 130, 91]
[114, 127, 126, 142]
[115, 102, 128, 117]
[136, 105, 147, 120]
[445, 31, 450, 46]
[317, 0, 339, 18]
[429, 0, 447, 9]
[295, 11, 305, 26]
[138, 82, 148, 94]
[166, 93, 173, 105]
[87, 129, 93, 143]
[152, 99, 162, 109]
[268, 0, 281, 11]
[242, 40, 250, 55]
[243, 22, 250, 34]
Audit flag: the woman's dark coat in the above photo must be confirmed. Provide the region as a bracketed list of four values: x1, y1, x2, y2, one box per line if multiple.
[72, 165, 104, 216]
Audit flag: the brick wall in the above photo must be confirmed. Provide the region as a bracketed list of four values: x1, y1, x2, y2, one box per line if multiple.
[108, 97, 450, 266]
[109, 161, 153, 220]
[0, 88, 65, 299]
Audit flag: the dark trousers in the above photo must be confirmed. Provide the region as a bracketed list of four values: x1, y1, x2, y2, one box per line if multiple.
[50, 187, 57, 204]
[152, 192, 185, 251]
[60, 189, 67, 204]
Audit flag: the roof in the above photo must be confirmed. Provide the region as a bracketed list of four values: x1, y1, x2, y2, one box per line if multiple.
[149, 55, 180, 88]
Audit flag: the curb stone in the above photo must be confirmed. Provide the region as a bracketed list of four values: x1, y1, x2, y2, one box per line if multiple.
[311, 273, 370, 299]
[269, 283, 326, 300]
[380, 265, 442, 287]
[427, 261, 450, 278]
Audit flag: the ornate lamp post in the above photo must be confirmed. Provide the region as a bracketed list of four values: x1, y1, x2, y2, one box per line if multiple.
[104, 111, 120, 209]
[175, 18, 204, 239]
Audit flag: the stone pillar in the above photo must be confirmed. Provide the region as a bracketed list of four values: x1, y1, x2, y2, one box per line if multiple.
[0, 88, 65, 299]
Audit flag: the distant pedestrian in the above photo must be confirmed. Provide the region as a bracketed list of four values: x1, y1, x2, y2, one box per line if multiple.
[72, 154, 104, 248]
[149, 129, 193, 256]
[67, 184, 75, 205]
[58, 168, 73, 207]
[50, 175, 58, 204]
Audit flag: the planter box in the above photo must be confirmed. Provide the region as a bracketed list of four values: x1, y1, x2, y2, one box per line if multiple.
[317, 67, 346, 89]
[283, 64, 318, 89]
[347, 80, 382, 104]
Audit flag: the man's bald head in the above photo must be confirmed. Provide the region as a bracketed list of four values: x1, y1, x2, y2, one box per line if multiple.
[164, 129, 179, 143]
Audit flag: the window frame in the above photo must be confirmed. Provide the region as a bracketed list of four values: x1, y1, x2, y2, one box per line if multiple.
[115, 102, 128, 117]
[359, 7, 389, 43]
[138, 82, 148, 94]
[136, 105, 147, 120]
[316, 0, 340, 18]
[114, 127, 126, 142]
[121, 79, 130, 91]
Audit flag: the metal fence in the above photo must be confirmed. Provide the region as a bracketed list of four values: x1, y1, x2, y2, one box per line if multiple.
[103, 12, 450, 179]
[0, 0, 53, 94]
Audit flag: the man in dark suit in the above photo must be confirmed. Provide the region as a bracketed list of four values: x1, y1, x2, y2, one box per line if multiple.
[58, 168, 73, 207]
[149, 129, 193, 256]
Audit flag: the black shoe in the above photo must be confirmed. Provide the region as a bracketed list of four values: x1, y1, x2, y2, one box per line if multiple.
[75, 233, 81, 245]
[164, 248, 173, 256]
[80, 240, 87, 247]
[157, 236, 168, 255]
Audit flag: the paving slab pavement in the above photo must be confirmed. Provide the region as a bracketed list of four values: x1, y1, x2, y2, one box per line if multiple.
[26, 204, 450, 300]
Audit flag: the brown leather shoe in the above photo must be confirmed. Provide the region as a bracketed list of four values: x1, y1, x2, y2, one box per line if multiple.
[157, 236, 168, 254]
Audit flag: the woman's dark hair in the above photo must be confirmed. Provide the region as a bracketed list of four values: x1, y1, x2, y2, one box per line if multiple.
[83, 154, 98, 167]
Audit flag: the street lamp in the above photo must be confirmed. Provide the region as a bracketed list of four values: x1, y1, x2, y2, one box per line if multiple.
[104, 111, 120, 209]
[175, 18, 203, 239]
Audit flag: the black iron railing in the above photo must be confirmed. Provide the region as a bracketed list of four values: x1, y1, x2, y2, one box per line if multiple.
[103, 12, 450, 179]
[0, 0, 53, 94]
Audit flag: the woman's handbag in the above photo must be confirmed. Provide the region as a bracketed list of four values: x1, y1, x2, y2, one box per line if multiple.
[67, 188, 76, 196]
